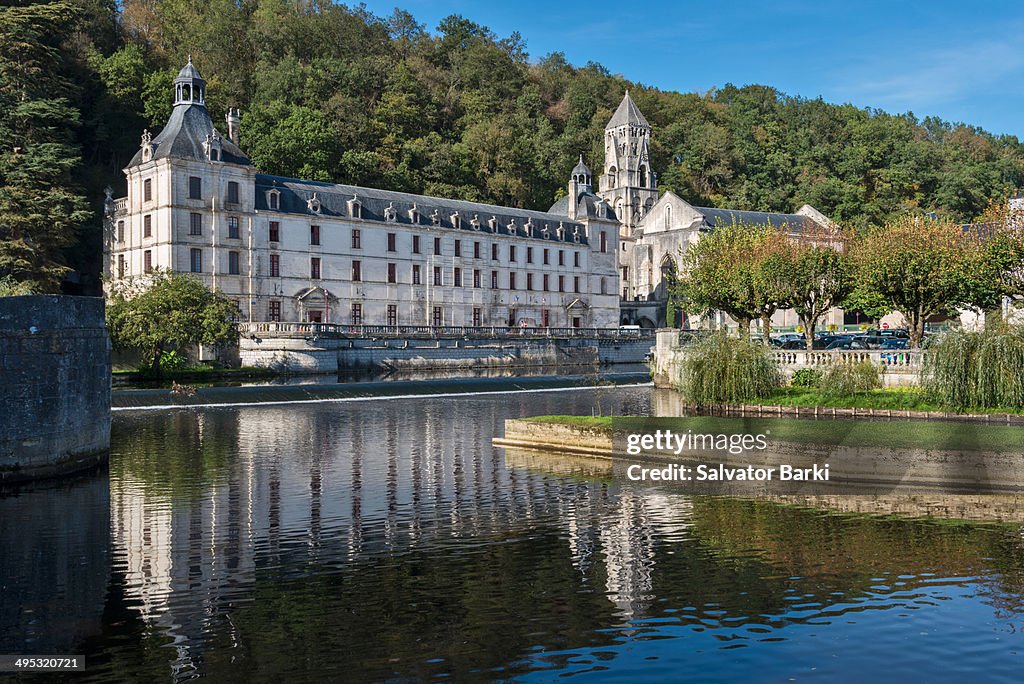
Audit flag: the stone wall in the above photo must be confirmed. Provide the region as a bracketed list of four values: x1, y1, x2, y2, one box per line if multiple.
[0, 296, 111, 482]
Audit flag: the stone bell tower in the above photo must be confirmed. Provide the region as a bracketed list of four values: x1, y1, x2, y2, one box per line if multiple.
[598, 91, 658, 233]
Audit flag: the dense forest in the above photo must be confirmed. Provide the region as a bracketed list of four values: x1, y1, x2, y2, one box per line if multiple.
[4, 0, 1024, 292]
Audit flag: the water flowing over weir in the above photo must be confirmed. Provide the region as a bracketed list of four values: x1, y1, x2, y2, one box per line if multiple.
[111, 369, 653, 409]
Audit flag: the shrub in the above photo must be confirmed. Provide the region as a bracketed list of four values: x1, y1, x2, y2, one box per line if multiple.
[676, 330, 782, 404]
[924, 325, 1024, 410]
[790, 368, 822, 388]
[820, 360, 882, 397]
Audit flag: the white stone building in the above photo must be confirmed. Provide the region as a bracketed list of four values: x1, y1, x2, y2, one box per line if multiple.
[107, 60, 621, 328]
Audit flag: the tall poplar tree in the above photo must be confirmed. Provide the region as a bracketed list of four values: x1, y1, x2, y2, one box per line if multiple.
[0, 0, 91, 293]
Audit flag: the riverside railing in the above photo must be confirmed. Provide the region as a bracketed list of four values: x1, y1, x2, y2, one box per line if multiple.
[771, 348, 922, 371]
[238, 322, 655, 341]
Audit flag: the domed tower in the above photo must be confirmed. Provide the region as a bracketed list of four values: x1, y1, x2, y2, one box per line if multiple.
[173, 56, 206, 106]
[598, 91, 658, 233]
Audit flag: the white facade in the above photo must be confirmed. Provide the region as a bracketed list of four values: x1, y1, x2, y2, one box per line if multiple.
[107, 61, 621, 328]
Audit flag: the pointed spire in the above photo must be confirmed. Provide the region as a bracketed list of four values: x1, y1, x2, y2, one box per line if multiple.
[607, 90, 649, 129]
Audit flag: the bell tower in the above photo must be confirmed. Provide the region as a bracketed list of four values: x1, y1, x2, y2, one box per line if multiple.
[598, 91, 658, 233]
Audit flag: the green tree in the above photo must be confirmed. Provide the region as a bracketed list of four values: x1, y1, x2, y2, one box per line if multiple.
[0, 0, 91, 292]
[785, 240, 852, 350]
[854, 215, 973, 348]
[106, 271, 239, 378]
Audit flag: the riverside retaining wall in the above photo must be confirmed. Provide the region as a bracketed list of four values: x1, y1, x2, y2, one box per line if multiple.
[0, 296, 111, 482]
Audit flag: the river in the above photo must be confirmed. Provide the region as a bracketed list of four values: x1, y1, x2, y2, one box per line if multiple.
[2, 384, 1024, 682]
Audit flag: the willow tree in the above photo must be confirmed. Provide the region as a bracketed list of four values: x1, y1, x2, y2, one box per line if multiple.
[854, 215, 974, 349]
[679, 221, 792, 339]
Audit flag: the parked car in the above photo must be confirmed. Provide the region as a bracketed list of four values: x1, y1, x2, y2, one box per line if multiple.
[867, 328, 910, 339]
[880, 338, 909, 350]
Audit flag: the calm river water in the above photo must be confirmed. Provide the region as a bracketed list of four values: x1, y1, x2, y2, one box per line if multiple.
[3, 384, 1024, 682]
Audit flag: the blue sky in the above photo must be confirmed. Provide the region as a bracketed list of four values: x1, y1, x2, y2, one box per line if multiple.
[359, 0, 1024, 138]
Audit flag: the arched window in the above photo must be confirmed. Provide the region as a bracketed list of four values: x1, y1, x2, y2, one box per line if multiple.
[639, 165, 647, 187]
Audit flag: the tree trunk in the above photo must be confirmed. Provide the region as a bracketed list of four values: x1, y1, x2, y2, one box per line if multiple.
[802, 316, 816, 351]
[905, 310, 924, 349]
[737, 318, 751, 338]
[760, 314, 773, 346]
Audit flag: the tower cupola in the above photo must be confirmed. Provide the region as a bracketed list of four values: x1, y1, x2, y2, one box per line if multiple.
[173, 55, 206, 107]
[571, 154, 592, 193]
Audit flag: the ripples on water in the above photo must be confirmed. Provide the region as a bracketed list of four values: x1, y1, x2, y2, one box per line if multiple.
[2, 386, 1024, 682]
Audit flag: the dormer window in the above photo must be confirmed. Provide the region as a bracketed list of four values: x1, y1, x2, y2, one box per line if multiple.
[507, 219, 516, 235]
[524, 219, 533, 237]
[408, 204, 419, 223]
[471, 214, 481, 230]
[451, 212, 461, 229]
[542, 224, 550, 239]
[307, 193, 321, 214]
[347, 195, 361, 219]
[431, 209, 441, 226]
[384, 203, 397, 222]
[487, 216, 497, 232]
[557, 222, 565, 240]
[573, 226, 581, 243]
[267, 188, 280, 210]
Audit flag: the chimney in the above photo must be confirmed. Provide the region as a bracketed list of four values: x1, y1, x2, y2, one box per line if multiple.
[226, 108, 240, 145]
[567, 177, 578, 220]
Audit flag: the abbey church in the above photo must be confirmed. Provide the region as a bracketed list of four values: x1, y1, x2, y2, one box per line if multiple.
[106, 60, 836, 329]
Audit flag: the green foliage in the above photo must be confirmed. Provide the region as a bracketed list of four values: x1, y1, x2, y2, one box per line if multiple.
[790, 368, 822, 388]
[786, 243, 852, 349]
[675, 330, 782, 404]
[924, 325, 1024, 410]
[0, 0, 92, 292]
[107, 271, 238, 377]
[157, 349, 188, 373]
[820, 360, 882, 397]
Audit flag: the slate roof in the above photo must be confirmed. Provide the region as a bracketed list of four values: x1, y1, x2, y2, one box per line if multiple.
[255, 174, 590, 244]
[697, 207, 821, 233]
[571, 154, 592, 177]
[547, 190, 617, 222]
[127, 103, 250, 167]
[607, 91, 650, 128]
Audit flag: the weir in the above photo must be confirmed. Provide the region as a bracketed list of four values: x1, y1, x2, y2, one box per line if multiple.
[237, 323, 655, 373]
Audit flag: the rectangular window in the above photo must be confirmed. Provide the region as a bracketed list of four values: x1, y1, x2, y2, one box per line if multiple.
[572, 316, 581, 329]
[310, 224, 320, 246]
[412, 235, 420, 254]
[491, 244, 498, 261]
[526, 273, 533, 290]
[509, 272, 517, 290]
[117, 220, 125, 242]
[491, 270, 498, 289]
[542, 309, 550, 327]
[454, 267, 462, 287]
[117, 254, 126, 279]
[144, 250, 152, 273]
[190, 212, 202, 236]
[269, 221, 280, 242]
[527, 247, 533, 263]
[574, 276, 580, 293]
[473, 269, 481, 288]
[228, 251, 240, 275]
[454, 240, 461, 257]
[269, 254, 280, 277]
[509, 245, 516, 262]
[432, 306, 442, 326]
[472, 308, 481, 327]
[352, 229, 361, 249]
[388, 263, 397, 284]
[143, 214, 152, 238]
[190, 248, 202, 273]
[543, 248, 549, 265]
[308, 310, 322, 323]
[351, 260, 361, 282]
[558, 275, 565, 292]
[574, 252, 581, 268]
[412, 264, 421, 285]
[387, 304, 397, 326]
[269, 300, 281, 322]
[559, 250, 565, 266]
[543, 274, 549, 291]
[143, 178, 152, 202]
[387, 233, 396, 252]
[474, 241, 481, 259]
[600, 231, 607, 253]
[228, 216, 240, 239]
[188, 176, 202, 200]
[434, 237, 441, 254]
[310, 257, 321, 279]
[269, 192, 279, 210]
[227, 181, 239, 204]
[433, 266, 441, 286]
[351, 303, 362, 325]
